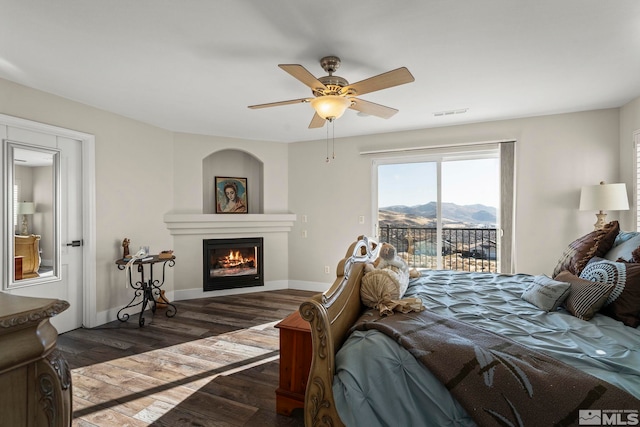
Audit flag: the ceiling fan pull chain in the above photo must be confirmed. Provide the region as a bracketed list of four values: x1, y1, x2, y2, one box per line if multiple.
[326, 122, 330, 163]
[332, 120, 336, 160]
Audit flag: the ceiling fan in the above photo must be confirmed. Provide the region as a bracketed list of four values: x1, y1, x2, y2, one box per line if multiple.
[248, 56, 415, 128]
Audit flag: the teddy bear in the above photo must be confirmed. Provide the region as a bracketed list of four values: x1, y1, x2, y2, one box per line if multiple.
[365, 242, 420, 283]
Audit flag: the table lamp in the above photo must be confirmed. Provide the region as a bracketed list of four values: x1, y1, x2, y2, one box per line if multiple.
[17, 202, 35, 235]
[579, 182, 629, 230]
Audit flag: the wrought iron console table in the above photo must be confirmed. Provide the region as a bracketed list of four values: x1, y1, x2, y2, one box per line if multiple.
[115, 255, 177, 326]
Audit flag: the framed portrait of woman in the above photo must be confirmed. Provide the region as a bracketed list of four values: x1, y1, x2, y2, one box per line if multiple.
[215, 177, 248, 214]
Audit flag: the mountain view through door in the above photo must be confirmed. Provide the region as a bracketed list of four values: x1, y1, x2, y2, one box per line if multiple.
[377, 158, 499, 272]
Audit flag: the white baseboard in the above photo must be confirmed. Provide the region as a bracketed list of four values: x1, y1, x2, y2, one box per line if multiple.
[174, 280, 290, 301]
[286, 280, 331, 293]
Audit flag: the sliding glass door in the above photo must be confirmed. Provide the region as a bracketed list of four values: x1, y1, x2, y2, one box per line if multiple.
[375, 148, 504, 273]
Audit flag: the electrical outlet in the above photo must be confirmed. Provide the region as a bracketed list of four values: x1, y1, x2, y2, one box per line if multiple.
[302, 214, 308, 223]
[301, 230, 307, 238]
[358, 215, 365, 224]
[324, 265, 331, 274]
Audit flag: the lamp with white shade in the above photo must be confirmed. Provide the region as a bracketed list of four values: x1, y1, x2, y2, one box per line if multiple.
[579, 182, 629, 230]
[16, 202, 35, 235]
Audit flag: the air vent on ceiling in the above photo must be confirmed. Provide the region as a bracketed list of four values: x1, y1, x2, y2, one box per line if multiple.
[433, 108, 468, 117]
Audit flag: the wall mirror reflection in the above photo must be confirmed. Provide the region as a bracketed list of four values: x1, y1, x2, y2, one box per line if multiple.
[4, 140, 61, 288]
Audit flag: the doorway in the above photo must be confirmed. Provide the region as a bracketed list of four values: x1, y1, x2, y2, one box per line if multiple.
[1, 114, 96, 333]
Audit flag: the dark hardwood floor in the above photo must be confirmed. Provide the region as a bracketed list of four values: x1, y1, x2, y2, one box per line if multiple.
[57, 289, 316, 427]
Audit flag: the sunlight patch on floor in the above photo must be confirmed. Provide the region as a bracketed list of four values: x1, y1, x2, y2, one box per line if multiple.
[71, 320, 282, 425]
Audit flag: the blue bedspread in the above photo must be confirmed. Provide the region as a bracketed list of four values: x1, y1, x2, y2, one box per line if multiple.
[333, 270, 640, 427]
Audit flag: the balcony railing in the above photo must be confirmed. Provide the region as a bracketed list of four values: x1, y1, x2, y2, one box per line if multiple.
[379, 225, 498, 273]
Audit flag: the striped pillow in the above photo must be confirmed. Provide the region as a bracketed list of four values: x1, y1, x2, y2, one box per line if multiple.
[555, 271, 614, 321]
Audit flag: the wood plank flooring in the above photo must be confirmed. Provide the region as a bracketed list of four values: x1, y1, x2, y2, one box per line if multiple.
[57, 289, 316, 427]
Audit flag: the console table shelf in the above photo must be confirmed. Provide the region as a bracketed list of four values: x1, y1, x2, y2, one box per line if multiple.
[115, 255, 177, 327]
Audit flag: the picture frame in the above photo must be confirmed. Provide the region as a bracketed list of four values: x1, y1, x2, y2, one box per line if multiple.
[215, 177, 248, 214]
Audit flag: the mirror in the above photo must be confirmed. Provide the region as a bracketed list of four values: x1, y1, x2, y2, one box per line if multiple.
[4, 140, 61, 288]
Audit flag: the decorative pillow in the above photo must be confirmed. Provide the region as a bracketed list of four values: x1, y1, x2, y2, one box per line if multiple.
[360, 269, 423, 316]
[555, 271, 614, 321]
[521, 275, 571, 312]
[552, 221, 620, 278]
[579, 259, 640, 327]
[602, 233, 640, 262]
[612, 231, 640, 247]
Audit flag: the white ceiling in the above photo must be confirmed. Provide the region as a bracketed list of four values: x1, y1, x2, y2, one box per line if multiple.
[1, 1, 639, 143]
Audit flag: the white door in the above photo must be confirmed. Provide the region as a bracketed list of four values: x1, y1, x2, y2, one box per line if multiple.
[57, 136, 84, 332]
[7, 133, 83, 334]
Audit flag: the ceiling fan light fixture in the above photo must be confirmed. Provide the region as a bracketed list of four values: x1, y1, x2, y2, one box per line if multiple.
[310, 95, 351, 120]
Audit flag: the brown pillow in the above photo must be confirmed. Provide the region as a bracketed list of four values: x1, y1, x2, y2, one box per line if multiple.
[555, 271, 614, 321]
[552, 221, 619, 278]
[579, 259, 640, 327]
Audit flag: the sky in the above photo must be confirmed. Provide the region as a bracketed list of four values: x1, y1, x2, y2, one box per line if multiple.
[378, 158, 499, 208]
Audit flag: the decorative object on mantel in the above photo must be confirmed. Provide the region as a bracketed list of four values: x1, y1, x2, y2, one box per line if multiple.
[215, 177, 248, 214]
[17, 201, 35, 235]
[579, 181, 629, 230]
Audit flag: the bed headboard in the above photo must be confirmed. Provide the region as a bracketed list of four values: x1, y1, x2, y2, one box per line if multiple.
[299, 236, 378, 427]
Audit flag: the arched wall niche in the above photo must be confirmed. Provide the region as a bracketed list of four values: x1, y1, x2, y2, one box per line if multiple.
[202, 149, 264, 214]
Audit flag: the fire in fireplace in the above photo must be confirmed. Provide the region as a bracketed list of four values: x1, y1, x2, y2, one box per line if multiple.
[203, 237, 263, 291]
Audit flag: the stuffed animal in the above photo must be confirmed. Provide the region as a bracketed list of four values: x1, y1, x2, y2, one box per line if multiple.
[365, 242, 421, 281]
[361, 242, 423, 316]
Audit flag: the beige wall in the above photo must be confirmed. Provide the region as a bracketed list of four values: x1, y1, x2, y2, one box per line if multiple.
[288, 109, 622, 287]
[0, 77, 291, 324]
[169, 132, 291, 297]
[171, 132, 289, 214]
[2, 75, 638, 324]
[0, 78, 175, 318]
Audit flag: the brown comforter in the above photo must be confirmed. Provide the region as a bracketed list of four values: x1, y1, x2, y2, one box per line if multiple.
[351, 309, 640, 426]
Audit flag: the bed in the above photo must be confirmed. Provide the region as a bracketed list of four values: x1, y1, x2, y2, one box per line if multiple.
[299, 231, 640, 427]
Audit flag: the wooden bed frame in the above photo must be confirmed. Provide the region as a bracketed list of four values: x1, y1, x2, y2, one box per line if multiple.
[297, 235, 640, 426]
[299, 236, 377, 427]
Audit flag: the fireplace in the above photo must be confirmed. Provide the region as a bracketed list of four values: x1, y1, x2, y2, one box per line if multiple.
[203, 237, 263, 291]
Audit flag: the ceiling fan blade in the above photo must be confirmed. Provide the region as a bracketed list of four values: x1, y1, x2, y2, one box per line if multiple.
[279, 64, 327, 91]
[349, 98, 398, 119]
[345, 67, 415, 96]
[248, 98, 309, 109]
[308, 112, 326, 128]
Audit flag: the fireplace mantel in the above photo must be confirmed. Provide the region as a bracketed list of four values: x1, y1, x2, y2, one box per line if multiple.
[164, 213, 297, 235]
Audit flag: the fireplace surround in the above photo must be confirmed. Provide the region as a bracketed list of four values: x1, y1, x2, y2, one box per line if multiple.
[203, 237, 263, 291]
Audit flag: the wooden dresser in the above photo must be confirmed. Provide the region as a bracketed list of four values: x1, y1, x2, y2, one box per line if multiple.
[0, 292, 72, 426]
[275, 309, 312, 416]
